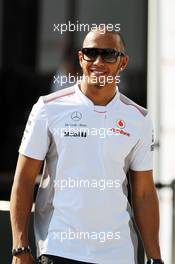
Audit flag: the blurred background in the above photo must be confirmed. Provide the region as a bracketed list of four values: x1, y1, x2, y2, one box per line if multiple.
[0, 0, 175, 263]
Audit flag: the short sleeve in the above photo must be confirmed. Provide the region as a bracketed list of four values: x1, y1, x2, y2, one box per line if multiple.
[19, 97, 50, 160]
[129, 114, 154, 171]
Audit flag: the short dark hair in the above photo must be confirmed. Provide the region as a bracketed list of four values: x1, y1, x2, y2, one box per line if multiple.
[85, 25, 126, 51]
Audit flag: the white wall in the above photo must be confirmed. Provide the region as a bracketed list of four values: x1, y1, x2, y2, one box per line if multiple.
[148, 0, 175, 263]
[160, 0, 175, 263]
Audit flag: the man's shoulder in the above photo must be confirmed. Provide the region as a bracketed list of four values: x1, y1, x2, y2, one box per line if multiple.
[119, 92, 148, 118]
[43, 85, 76, 104]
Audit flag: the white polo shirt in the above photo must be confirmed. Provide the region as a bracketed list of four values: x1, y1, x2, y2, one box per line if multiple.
[19, 83, 154, 264]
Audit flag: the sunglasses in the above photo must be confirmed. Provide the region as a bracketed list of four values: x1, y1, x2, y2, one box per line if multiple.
[81, 48, 125, 63]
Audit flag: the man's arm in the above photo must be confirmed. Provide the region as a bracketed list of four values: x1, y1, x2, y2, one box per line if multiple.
[129, 169, 161, 260]
[10, 154, 43, 263]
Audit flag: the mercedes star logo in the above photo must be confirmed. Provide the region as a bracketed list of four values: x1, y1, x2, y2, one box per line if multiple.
[71, 111, 82, 121]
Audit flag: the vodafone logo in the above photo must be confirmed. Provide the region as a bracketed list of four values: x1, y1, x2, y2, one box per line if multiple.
[116, 119, 125, 129]
[110, 119, 130, 137]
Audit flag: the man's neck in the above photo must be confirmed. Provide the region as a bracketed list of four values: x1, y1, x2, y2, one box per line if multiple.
[79, 81, 117, 106]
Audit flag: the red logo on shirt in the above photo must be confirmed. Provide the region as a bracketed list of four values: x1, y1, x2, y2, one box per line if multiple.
[116, 119, 125, 129]
[110, 128, 130, 137]
[110, 119, 130, 137]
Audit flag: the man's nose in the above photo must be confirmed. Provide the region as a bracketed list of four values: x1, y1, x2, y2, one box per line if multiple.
[93, 55, 104, 65]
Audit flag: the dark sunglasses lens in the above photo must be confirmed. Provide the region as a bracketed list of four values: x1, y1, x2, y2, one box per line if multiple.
[102, 49, 117, 63]
[83, 48, 98, 61]
[82, 48, 123, 63]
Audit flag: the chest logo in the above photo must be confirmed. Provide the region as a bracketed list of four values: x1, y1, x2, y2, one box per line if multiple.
[110, 119, 130, 137]
[71, 111, 82, 121]
[116, 119, 125, 129]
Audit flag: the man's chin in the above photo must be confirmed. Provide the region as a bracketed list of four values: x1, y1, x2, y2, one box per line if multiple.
[88, 81, 107, 88]
[87, 77, 108, 87]
[82, 75, 116, 88]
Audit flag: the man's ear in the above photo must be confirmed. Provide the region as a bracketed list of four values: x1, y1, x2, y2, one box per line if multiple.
[78, 51, 83, 68]
[120, 55, 129, 71]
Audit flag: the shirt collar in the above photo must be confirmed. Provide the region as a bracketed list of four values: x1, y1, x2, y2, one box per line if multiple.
[75, 82, 120, 113]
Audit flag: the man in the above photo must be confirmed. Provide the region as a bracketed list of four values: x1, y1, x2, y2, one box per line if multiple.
[10, 28, 164, 264]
